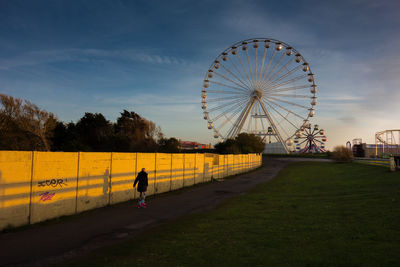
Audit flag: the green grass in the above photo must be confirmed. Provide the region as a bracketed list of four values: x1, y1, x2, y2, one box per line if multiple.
[68, 162, 400, 266]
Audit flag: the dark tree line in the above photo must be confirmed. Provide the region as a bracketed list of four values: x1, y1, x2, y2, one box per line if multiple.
[0, 94, 180, 152]
[215, 133, 265, 154]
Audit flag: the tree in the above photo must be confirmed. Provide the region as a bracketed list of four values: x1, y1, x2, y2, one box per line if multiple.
[51, 121, 81, 151]
[215, 138, 241, 154]
[19, 100, 57, 151]
[75, 113, 114, 151]
[235, 133, 266, 153]
[332, 146, 353, 162]
[114, 110, 162, 152]
[0, 95, 166, 152]
[0, 94, 26, 150]
[0, 94, 57, 151]
[158, 137, 180, 152]
[215, 133, 265, 154]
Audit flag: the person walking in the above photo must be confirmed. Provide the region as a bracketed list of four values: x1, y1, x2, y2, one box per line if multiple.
[134, 168, 148, 208]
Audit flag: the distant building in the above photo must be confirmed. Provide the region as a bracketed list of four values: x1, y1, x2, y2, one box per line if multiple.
[351, 141, 400, 158]
[361, 143, 400, 158]
[179, 141, 211, 150]
[351, 134, 400, 158]
[264, 142, 286, 154]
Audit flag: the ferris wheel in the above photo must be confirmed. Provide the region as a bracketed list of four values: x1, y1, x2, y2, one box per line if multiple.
[294, 124, 327, 153]
[201, 38, 317, 153]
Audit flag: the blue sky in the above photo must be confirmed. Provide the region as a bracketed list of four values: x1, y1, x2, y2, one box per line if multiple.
[0, 0, 399, 149]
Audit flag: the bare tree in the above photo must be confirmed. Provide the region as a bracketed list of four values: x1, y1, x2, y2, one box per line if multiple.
[0, 94, 57, 151]
[20, 100, 57, 151]
[145, 119, 163, 141]
[0, 94, 22, 130]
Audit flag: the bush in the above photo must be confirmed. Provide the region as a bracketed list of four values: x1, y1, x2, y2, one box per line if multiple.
[332, 146, 353, 162]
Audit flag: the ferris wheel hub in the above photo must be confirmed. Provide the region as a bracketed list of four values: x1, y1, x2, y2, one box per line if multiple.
[251, 89, 262, 99]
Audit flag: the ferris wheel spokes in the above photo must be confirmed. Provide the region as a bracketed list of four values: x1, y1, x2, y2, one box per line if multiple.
[219, 63, 253, 91]
[261, 47, 276, 81]
[206, 89, 243, 94]
[268, 73, 309, 90]
[245, 49, 255, 82]
[261, 97, 307, 120]
[265, 96, 310, 110]
[213, 72, 251, 92]
[269, 65, 303, 85]
[264, 52, 286, 82]
[264, 101, 299, 129]
[266, 93, 310, 99]
[258, 45, 269, 80]
[224, 57, 254, 89]
[270, 84, 310, 93]
[208, 80, 248, 92]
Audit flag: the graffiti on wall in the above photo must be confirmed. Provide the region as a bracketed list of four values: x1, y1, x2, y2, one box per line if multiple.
[39, 192, 56, 202]
[37, 178, 68, 188]
[37, 178, 66, 202]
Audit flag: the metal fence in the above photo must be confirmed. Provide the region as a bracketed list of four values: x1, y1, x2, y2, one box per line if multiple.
[353, 157, 390, 167]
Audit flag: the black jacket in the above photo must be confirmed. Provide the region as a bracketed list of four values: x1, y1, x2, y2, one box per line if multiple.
[134, 171, 148, 192]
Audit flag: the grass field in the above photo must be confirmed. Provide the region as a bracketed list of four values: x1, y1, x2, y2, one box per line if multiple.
[69, 162, 400, 266]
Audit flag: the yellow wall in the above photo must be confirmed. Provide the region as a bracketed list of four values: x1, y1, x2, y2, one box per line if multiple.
[77, 152, 111, 213]
[218, 155, 226, 178]
[155, 153, 172, 194]
[245, 154, 250, 172]
[110, 153, 136, 205]
[0, 151, 32, 229]
[194, 154, 204, 184]
[233, 155, 241, 175]
[183, 154, 195, 187]
[171, 154, 184, 190]
[0, 151, 261, 230]
[30, 152, 78, 224]
[223, 155, 229, 177]
[240, 154, 245, 174]
[227, 154, 234, 176]
[204, 154, 214, 181]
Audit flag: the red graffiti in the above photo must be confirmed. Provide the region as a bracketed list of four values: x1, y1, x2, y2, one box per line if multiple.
[39, 192, 55, 202]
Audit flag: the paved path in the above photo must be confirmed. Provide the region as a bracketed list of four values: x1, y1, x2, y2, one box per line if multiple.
[0, 158, 319, 266]
[272, 157, 333, 162]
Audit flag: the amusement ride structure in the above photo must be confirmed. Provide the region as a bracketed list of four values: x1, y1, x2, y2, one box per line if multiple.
[375, 129, 400, 156]
[201, 38, 325, 153]
[294, 124, 327, 153]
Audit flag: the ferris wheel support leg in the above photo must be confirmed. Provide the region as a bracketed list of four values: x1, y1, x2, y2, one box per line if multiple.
[227, 99, 253, 139]
[257, 98, 289, 153]
[235, 99, 255, 137]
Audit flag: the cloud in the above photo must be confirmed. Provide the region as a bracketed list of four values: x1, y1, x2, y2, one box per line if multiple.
[220, 1, 317, 47]
[0, 48, 188, 70]
[95, 93, 199, 107]
[338, 116, 356, 124]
